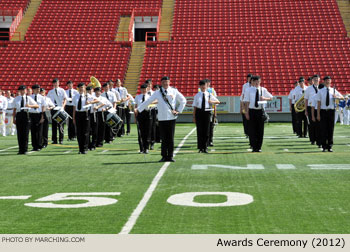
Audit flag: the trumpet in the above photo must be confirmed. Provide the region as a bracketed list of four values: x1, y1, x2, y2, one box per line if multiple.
[294, 94, 305, 112]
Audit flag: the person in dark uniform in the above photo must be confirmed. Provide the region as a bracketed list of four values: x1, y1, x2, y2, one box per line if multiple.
[135, 84, 152, 154]
[73, 83, 94, 154]
[305, 75, 319, 144]
[311, 83, 324, 148]
[47, 78, 68, 144]
[101, 82, 117, 144]
[145, 79, 158, 149]
[193, 80, 220, 153]
[294, 77, 308, 138]
[29, 84, 46, 151]
[65, 80, 78, 141]
[316, 76, 343, 152]
[243, 76, 273, 152]
[152, 84, 161, 143]
[135, 76, 187, 162]
[40, 88, 55, 148]
[13, 85, 39, 154]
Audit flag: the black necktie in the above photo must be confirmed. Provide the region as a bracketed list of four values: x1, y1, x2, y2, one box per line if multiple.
[201, 93, 206, 110]
[313, 85, 318, 94]
[165, 89, 167, 94]
[54, 89, 58, 105]
[142, 94, 145, 102]
[69, 89, 72, 98]
[105, 92, 109, 101]
[20, 96, 24, 108]
[78, 95, 82, 110]
[34, 95, 37, 102]
[255, 89, 259, 108]
[326, 88, 330, 106]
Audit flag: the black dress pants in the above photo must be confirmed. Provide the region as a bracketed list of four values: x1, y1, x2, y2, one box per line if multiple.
[248, 109, 264, 151]
[195, 109, 211, 150]
[320, 109, 335, 150]
[16, 112, 30, 153]
[159, 119, 176, 159]
[30, 113, 43, 150]
[75, 111, 90, 153]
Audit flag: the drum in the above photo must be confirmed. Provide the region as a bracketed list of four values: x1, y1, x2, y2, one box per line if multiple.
[106, 112, 122, 130]
[52, 110, 70, 124]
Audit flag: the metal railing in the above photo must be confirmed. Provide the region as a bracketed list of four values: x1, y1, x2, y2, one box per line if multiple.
[145, 32, 171, 46]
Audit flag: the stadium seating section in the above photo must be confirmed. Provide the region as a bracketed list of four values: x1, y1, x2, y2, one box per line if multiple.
[1, 0, 350, 96]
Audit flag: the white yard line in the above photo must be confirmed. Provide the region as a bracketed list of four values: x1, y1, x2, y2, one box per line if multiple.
[99, 150, 109, 154]
[119, 127, 196, 235]
[0, 146, 18, 152]
[64, 150, 72, 154]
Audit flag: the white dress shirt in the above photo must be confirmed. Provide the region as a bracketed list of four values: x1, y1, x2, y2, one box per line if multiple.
[65, 88, 79, 106]
[293, 85, 306, 102]
[316, 87, 341, 110]
[114, 87, 127, 105]
[192, 91, 219, 110]
[13, 95, 37, 112]
[0, 95, 8, 112]
[288, 88, 296, 104]
[29, 94, 46, 113]
[135, 93, 151, 108]
[92, 96, 112, 112]
[72, 93, 94, 112]
[240, 82, 250, 101]
[110, 88, 121, 101]
[47, 87, 68, 106]
[101, 91, 117, 104]
[137, 87, 187, 121]
[6, 97, 14, 110]
[310, 94, 318, 109]
[243, 86, 273, 110]
[304, 85, 319, 106]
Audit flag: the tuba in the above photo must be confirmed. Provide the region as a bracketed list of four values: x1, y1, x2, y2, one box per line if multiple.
[294, 94, 305, 112]
[88, 76, 101, 89]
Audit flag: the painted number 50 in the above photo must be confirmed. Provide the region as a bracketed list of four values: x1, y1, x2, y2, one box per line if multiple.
[24, 193, 121, 208]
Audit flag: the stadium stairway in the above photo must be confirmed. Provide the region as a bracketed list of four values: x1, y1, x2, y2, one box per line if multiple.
[115, 16, 131, 42]
[158, 0, 174, 40]
[123, 41, 146, 96]
[337, 0, 350, 36]
[10, 0, 43, 41]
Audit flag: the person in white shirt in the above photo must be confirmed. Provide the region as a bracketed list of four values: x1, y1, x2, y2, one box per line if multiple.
[29, 85, 46, 151]
[240, 74, 253, 138]
[145, 79, 158, 148]
[344, 95, 350, 125]
[13, 85, 39, 154]
[102, 82, 117, 144]
[0, 89, 8, 137]
[65, 81, 79, 141]
[135, 76, 187, 162]
[243, 76, 273, 152]
[288, 81, 298, 134]
[316, 76, 343, 152]
[193, 80, 220, 153]
[294, 77, 308, 138]
[114, 79, 130, 137]
[125, 93, 135, 135]
[311, 83, 325, 148]
[304, 75, 319, 144]
[72, 83, 95, 154]
[40, 88, 55, 148]
[135, 84, 152, 154]
[89, 87, 112, 149]
[5, 91, 16, 136]
[47, 78, 68, 144]
[206, 79, 218, 147]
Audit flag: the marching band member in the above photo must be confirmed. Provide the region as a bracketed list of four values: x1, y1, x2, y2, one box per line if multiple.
[304, 75, 319, 143]
[145, 79, 158, 149]
[125, 94, 134, 135]
[135, 84, 152, 154]
[344, 95, 350, 125]
[152, 84, 161, 143]
[5, 91, 16, 136]
[311, 83, 324, 148]
[0, 89, 8, 137]
[47, 78, 68, 144]
[102, 82, 117, 144]
[335, 98, 345, 125]
[243, 76, 273, 152]
[72, 83, 94, 154]
[65, 81, 78, 141]
[13, 85, 39, 154]
[40, 88, 55, 148]
[240, 74, 253, 138]
[206, 79, 218, 147]
[29, 85, 46, 151]
[288, 81, 298, 134]
[294, 77, 308, 138]
[316, 76, 344, 152]
[115, 79, 130, 137]
[135, 76, 187, 162]
[90, 87, 112, 149]
[193, 80, 220, 153]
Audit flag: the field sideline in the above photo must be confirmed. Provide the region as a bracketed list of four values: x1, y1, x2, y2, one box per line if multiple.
[0, 123, 349, 234]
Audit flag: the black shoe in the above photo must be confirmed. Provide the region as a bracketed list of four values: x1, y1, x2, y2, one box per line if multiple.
[81, 151, 86, 154]
[167, 158, 175, 162]
[322, 149, 327, 152]
[311, 141, 315, 145]
[42, 144, 47, 148]
[328, 148, 333, 152]
[59, 141, 63, 144]
[89, 147, 96, 151]
[52, 141, 58, 144]
[144, 149, 149, 154]
[159, 157, 166, 162]
[203, 149, 209, 153]
[198, 149, 202, 153]
[150, 144, 154, 150]
[17, 152, 26, 155]
[209, 142, 214, 147]
[126, 132, 130, 135]
[96, 144, 103, 147]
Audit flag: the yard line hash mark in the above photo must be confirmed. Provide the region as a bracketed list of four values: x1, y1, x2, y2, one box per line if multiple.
[119, 127, 196, 234]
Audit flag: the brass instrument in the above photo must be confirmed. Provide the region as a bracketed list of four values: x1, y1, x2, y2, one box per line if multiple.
[88, 76, 101, 89]
[294, 94, 305, 112]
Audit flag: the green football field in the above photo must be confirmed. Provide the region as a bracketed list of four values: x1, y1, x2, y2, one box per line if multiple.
[0, 122, 349, 234]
